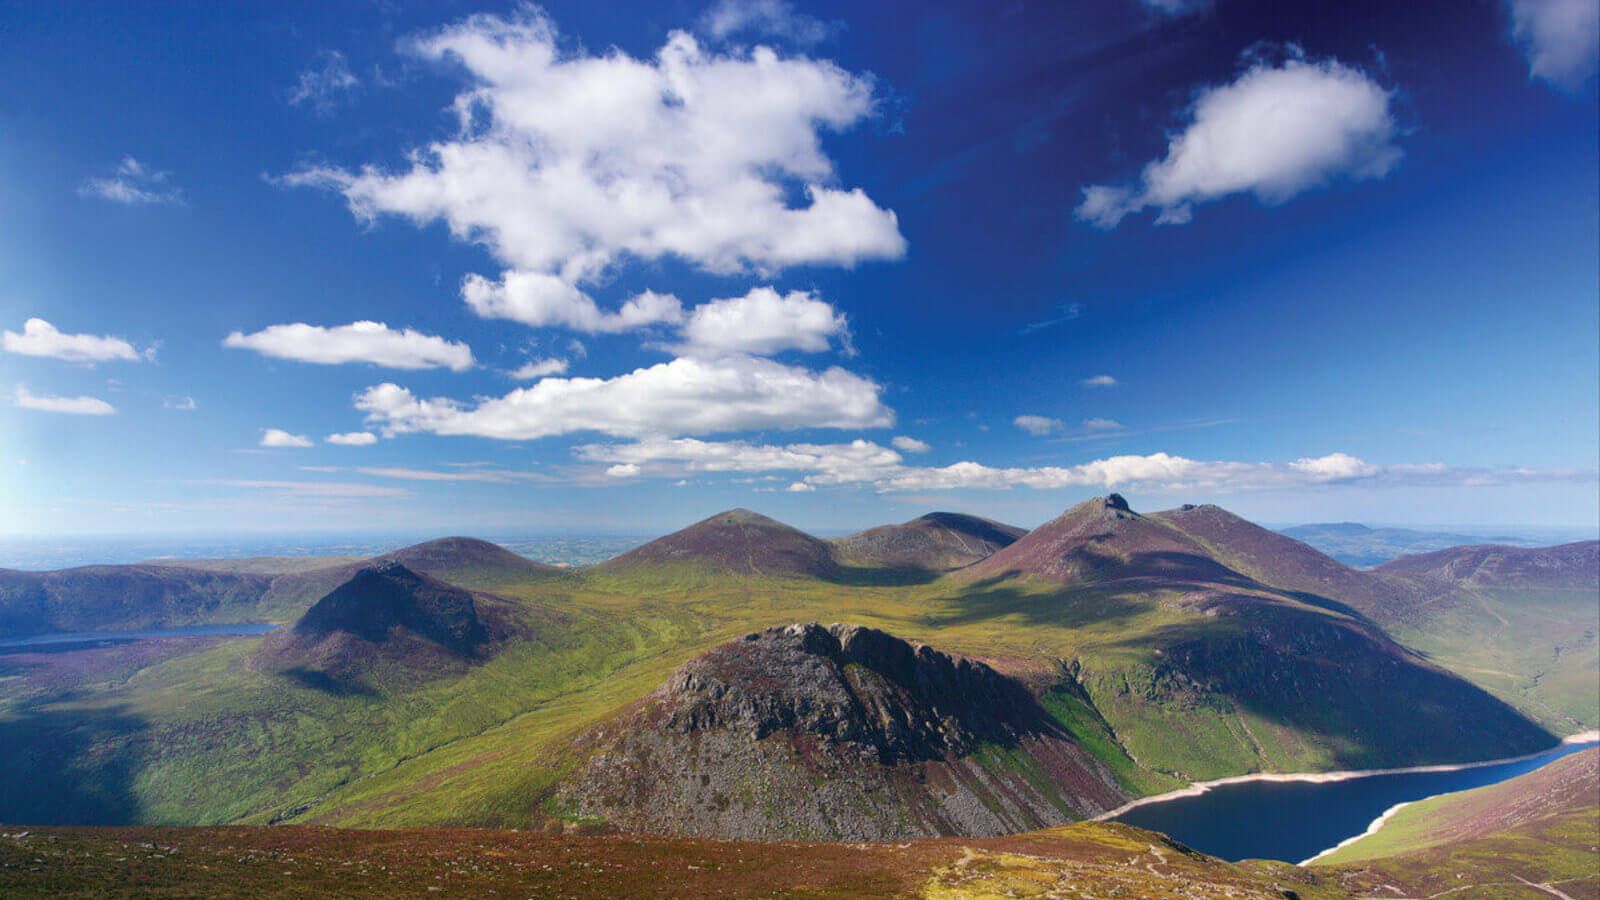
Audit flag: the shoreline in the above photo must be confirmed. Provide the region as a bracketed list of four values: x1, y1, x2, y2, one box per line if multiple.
[1093, 730, 1599, 823]
[1298, 799, 1414, 865]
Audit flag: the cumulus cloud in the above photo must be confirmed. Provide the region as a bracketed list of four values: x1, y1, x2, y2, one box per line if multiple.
[701, 0, 834, 45]
[891, 435, 930, 453]
[356, 353, 891, 440]
[606, 463, 642, 478]
[3, 318, 142, 363]
[509, 357, 570, 379]
[1509, 0, 1600, 88]
[326, 431, 378, 446]
[285, 8, 903, 326]
[1082, 375, 1118, 388]
[289, 50, 360, 114]
[461, 273, 684, 333]
[12, 385, 115, 415]
[223, 321, 474, 371]
[1014, 414, 1062, 436]
[786, 481, 815, 492]
[577, 440, 1594, 495]
[79, 157, 183, 206]
[679, 287, 848, 356]
[260, 428, 314, 448]
[1078, 52, 1400, 228]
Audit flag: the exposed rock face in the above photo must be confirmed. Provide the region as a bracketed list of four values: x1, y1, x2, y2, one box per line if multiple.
[600, 509, 839, 579]
[292, 561, 486, 653]
[559, 623, 1126, 840]
[834, 512, 1026, 574]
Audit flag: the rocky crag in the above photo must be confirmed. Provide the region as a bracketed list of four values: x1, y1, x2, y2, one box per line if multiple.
[559, 623, 1126, 840]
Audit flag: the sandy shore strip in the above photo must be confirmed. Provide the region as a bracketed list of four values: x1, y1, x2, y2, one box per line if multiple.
[1093, 730, 1600, 823]
[1299, 799, 1415, 865]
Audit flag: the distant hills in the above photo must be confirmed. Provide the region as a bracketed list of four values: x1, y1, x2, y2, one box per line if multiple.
[834, 511, 1026, 576]
[1279, 522, 1549, 568]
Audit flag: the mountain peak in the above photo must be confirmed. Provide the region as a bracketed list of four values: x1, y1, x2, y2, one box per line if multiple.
[601, 509, 836, 579]
[835, 512, 1025, 574]
[291, 561, 486, 654]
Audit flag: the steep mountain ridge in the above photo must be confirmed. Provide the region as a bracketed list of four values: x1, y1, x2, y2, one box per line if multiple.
[559, 623, 1125, 839]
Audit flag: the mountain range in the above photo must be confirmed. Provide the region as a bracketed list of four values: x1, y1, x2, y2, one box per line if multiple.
[0, 498, 1593, 844]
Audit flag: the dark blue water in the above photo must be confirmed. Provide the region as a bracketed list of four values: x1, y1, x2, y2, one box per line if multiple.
[0, 623, 278, 653]
[1113, 740, 1596, 863]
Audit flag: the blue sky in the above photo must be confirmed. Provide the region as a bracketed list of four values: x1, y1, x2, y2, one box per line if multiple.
[2, 0, 1597, 537]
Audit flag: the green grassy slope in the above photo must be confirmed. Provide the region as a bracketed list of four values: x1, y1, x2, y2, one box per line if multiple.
[0, 508, 1563, 832]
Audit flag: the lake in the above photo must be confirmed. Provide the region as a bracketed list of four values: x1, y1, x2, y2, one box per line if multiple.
[1112, 739, 1598, 863]
[0, 623, 279, 653]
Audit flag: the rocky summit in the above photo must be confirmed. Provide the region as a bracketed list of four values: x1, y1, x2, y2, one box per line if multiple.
[559, 623, 1126, 840]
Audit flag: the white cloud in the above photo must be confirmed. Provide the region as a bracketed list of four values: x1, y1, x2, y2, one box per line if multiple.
[579, 440, 1593, 495]
[1082, 417, 1124, 432]
[286, 8, 903, 324]
[679, 287, 848, 355]
[1082, 375, 1118, 388]
[12, 385, 115, 415]
[1509, 0, 1600, 88]
[289, 50, 360, 114]
[461, 273, 684, 333]
[701, 0, 833, 44]
[260, 428, 314, 448]
[1014, 414, 1062, 437]
[224, 321, 474, 371]
[326, 431, 378, 446]
[509, 357, 570, 379]
[79, 157, 183, 206]
[891, 435, 930, 453]
[785, 481, 815, 492]
[355, 466, 539, 483]
[1078, 53, 1400, 228]
[223, 480, 409, 498]
[357, 353, 891, 441]
[3, 318, 142, 363]
[606, 463, 642, 478]
[163, 396, 198, 411]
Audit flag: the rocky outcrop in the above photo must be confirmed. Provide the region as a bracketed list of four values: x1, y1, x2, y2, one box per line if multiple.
[559, 623, 1126, 840]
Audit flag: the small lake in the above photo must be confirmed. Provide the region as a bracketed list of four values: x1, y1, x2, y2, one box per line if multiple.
[1112, 739, 1597, 863]
[0, 623, 279, 654]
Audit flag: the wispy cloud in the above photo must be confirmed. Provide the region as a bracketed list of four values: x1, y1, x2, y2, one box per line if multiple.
[1082, 375, 1118, 388]
[289, 50, 360, 114]
[79, 157, 183, 206]
[700, 0, 836, 45]
[13, 385, 115, 415]
[221, 479, 409, 498]
[1020, 302, 1082, 335]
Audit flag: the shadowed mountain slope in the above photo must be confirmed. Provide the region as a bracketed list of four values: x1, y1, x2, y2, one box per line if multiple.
[597, 509, 839, 579]
[1376, 540, 1600, 589]
[559, 623, 1126, 839]
[962, 494, 1240, 585]
[834, 512, 1025, 574]
[0, 565, 278, 637]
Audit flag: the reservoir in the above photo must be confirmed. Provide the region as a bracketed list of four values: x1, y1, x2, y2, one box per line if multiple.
[0, 623, 279, 653]
[1112, 739, 1598, 863]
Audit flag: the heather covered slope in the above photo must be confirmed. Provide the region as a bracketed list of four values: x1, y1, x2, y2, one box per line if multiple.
[834, 512, 1025, 575]
[597, 508, 840, 580]
[0, 821, 1341, 900]
[1314, 749, 1600, 898]
[558, 623, 1126, 839]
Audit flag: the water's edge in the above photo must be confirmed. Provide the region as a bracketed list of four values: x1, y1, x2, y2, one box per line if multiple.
[1299, 799, 1415, 865]
[1095, 730, 1600, 824]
